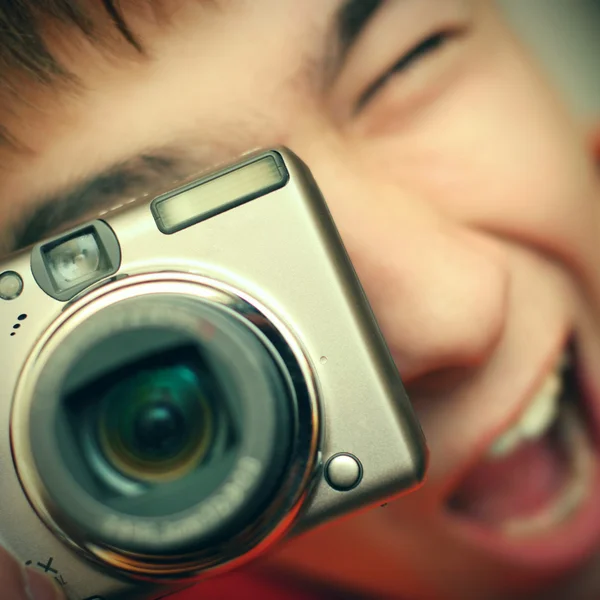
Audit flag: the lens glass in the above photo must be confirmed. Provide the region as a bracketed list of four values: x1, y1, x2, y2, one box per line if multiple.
[32, 296, 295, 552]
[98, 363, 214, 483]
[61, 332, 237, 505]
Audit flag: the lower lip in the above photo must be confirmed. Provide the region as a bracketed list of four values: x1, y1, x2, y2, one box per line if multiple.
[443, 346, 600, 572]
[444, 466, 600, 571]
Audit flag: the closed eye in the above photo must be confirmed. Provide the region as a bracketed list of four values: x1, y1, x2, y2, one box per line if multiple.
[357, 30, 459, 111]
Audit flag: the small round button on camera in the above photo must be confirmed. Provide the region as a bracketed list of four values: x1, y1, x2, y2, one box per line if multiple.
[0, 271, 23, 300]
[325, 453, 363, 491]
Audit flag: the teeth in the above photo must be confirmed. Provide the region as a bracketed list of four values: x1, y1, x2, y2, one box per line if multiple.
[486, 425, 522, 458]
[487, 359, 566, 460]
[519, 372, 561, 439]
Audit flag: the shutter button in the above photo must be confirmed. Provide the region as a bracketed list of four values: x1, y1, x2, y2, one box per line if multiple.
[325, 453, 362, 491]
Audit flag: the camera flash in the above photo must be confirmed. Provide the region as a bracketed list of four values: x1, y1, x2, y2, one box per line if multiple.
[45, 233, 104, 292]
[152, 153, 288, 234]
[0, 271, 23, 300]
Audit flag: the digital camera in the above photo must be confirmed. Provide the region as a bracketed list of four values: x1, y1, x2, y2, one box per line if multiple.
[0, 149, 427, 599]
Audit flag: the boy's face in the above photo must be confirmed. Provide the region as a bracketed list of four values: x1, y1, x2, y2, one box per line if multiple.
[2, 0, 600, 598]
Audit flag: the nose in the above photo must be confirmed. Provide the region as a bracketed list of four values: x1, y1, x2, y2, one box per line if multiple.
[326, 181, 509, 383]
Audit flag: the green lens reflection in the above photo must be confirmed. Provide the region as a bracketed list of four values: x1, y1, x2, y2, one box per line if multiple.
[98, 365, 214, 483]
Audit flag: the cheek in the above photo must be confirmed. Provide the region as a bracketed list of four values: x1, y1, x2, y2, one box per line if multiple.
[355, 35, 597, 275]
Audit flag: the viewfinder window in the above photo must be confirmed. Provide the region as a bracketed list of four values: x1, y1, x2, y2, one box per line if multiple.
[31, 221, 121, 301]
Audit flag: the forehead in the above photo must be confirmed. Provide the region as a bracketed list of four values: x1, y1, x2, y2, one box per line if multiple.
[1, 0, 361, 142]
[0, 0, 382, 194]
[0, 0, 360, 158]
[0, 0, 392, 250]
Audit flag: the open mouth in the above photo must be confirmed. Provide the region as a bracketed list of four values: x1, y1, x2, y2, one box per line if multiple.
[447, 340, 599, 544]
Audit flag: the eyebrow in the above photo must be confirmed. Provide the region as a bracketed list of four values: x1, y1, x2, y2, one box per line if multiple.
[6, 0, 383, 253]
[8, 152, 191, 252]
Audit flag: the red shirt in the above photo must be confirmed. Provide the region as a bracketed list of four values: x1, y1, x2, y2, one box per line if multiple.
[169, 570, 351, 600]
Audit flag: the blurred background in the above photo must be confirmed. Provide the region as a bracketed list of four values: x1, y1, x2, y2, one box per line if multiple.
[498, 0, 599, 119]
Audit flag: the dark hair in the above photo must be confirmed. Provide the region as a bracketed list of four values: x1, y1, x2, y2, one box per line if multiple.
[2, 1, 143, 83]
[0, 1, 150, 148]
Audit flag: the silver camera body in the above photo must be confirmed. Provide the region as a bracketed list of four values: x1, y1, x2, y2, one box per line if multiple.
[0, 149, 426, 600]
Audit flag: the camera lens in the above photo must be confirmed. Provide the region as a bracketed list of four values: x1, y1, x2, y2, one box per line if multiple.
[24, 291, 301, 558]
[63, 335, 241, 512]
[97, 365, 214, 483]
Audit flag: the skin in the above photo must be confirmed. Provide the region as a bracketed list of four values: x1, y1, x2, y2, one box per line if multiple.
[0, 547, 61, 600]
[1, 0, 599, 598]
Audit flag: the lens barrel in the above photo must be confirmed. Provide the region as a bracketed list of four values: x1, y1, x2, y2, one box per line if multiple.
[24, 293, 297, 555]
